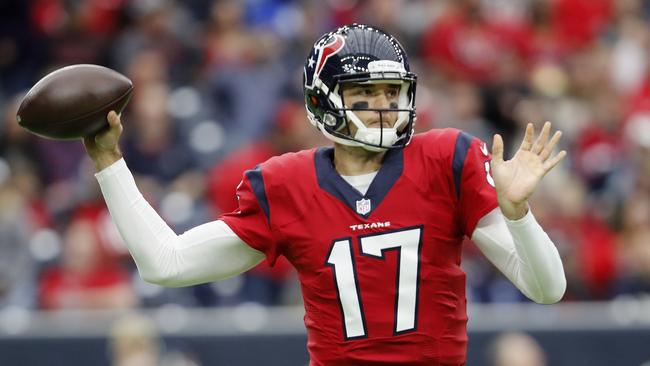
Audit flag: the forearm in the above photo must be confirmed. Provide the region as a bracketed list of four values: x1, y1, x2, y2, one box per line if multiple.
[95, 158, 264, 287]
[472, 208, 566, 304]
[504, 210, 566, 303]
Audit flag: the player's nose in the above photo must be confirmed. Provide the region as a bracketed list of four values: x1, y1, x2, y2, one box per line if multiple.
[371, 94, 397, 125]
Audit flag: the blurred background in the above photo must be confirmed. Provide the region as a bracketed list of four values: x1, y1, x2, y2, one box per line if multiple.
[1, 0, 650, 365]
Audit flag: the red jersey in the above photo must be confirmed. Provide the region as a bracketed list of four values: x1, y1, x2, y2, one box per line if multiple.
[220, 128, 497, 365]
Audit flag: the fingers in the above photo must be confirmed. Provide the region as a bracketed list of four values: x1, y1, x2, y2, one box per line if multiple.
[520, 121, 564, 162]
[492, 134, 504, 165]
[532, 121, 551, 154]
[519, 123, 534, 151]
[543, 150, 567, 172]
[540, 130, 562, 161]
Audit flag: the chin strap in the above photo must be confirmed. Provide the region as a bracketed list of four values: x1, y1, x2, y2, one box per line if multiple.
[353, 128, 399, 151]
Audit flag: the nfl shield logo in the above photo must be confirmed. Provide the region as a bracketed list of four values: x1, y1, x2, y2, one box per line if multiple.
[356, 198, 371, 215]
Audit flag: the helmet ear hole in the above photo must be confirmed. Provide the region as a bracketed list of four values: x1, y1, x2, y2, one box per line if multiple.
[323, 113, 338, 127]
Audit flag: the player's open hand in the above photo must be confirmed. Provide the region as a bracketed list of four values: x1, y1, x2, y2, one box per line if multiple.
[491, 122, 566, 220]
[82, 111, 124, 171]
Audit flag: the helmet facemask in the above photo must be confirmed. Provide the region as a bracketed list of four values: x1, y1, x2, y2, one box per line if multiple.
[307, 69, 417, 152]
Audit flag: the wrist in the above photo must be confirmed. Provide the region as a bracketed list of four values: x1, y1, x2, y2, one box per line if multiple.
[499, 201, 529, 221]
[92, 148, 123, 172]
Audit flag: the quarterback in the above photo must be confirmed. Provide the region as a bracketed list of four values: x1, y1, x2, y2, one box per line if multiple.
[84, 25, 566, 365]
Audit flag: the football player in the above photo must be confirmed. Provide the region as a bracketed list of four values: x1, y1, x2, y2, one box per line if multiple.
[84, 24, 566, 366]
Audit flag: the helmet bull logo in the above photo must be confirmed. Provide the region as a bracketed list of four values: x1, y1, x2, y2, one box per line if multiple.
[305, 34, 345, 89]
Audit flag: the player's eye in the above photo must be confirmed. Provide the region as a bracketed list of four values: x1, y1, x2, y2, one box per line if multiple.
[351, 101, 369, 109]
[360, 88, 375, 97]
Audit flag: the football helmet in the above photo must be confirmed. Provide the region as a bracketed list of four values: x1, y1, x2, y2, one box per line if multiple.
[303, 24, 417, 151]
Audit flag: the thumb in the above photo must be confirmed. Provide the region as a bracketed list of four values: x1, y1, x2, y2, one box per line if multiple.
[94, 110, 123, 150]
[491, 134, 505, 166]
[107, 110, 120, 127]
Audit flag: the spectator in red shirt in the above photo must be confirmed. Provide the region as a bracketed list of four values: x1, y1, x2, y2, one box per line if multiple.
[38, 217, 137, 310]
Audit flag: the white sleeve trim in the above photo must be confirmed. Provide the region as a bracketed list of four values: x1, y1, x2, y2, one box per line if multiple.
[95, 158, 265, 287]
[471, 208, 566, 304]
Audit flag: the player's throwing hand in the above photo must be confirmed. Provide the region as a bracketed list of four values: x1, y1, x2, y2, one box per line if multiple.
[82, 111, 124, 171]
[491, 121, 567, 220]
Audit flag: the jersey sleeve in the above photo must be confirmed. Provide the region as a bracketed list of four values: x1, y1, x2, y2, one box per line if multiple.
[452, 131, 499, 237]
[219, 167, 282, 265]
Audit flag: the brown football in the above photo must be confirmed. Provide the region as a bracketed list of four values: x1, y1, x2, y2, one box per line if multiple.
[16, 64, 133, 140]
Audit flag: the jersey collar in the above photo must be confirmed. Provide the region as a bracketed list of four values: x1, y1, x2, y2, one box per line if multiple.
[314, 147, 404, 218]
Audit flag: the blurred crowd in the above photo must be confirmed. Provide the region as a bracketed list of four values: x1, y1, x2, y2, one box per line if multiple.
[1, 0, 650, 312]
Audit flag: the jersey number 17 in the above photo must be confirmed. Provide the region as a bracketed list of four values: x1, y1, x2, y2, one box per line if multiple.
[326, 226, 423, 340]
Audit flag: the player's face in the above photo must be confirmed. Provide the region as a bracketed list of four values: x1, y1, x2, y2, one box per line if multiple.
[341, 83, 400, 130]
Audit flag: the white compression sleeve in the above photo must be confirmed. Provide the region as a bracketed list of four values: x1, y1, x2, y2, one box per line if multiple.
[471, 208, 566, 304]
[95, 158, 265, 287]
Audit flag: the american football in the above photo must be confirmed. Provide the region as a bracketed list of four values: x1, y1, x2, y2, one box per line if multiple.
[16, 64, 133, 140]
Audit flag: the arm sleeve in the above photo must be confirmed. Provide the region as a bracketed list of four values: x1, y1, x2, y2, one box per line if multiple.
[95, 158, 265, 287]
[471, 207, 567, 304]
[454, 132, 499, 236]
